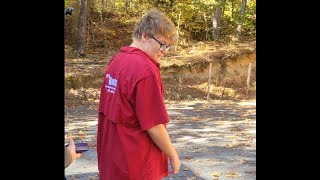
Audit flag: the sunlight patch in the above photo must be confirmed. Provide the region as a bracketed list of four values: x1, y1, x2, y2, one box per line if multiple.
[237, 101, 256, 106]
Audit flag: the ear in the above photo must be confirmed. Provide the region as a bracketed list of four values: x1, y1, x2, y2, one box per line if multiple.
[141, 33, 148, 41]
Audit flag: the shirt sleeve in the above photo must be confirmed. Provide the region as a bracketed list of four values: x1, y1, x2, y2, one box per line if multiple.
[65, 146, 72, 168]
[134, 75, 170, 131]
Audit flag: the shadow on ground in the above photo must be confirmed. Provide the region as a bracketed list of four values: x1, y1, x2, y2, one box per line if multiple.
[65, 100, 256, 180]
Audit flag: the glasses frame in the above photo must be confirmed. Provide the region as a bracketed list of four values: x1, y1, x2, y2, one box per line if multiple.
[151, 36, 171, 52]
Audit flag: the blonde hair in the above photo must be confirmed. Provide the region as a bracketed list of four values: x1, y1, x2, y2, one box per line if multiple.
[132, 8, 178, 45]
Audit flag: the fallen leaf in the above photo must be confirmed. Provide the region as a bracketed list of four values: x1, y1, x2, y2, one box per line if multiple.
[213, 171, 222, 177]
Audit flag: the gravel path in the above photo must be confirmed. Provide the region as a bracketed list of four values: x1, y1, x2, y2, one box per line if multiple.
[65, 100, 256, 180]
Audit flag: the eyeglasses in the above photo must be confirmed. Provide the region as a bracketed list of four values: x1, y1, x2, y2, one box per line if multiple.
[151, 36, 171, 52]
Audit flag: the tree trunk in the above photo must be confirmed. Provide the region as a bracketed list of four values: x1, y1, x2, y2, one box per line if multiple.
[204, 12, 208, 41]
[175, 10, 181, 51]
[87, 0, 94, 50]
[212, 6, 221, 40]
[231, 0, 235, 18]
[76, 0, 87, 57]
[237, 0, 247, 38]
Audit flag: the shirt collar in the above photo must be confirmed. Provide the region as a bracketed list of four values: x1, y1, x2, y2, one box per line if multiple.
[120, 46, 160, 68]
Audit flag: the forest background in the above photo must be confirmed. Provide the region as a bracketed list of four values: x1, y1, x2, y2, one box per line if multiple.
[64, 0, 256, 107]
[64, 1, 256, 178]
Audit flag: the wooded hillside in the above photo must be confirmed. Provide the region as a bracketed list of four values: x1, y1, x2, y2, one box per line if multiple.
[64, 0, 256, 57]
[64, 0, 256, 106]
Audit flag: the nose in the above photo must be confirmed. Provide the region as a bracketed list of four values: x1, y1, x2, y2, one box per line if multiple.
[161, 48, 168, 54]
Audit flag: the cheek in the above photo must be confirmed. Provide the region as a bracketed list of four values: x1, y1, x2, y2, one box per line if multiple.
[151, 51, 161, 60]
[146, 47, 158, 57]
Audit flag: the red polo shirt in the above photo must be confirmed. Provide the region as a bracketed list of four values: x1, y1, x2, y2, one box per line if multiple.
[97, 46, 170, 180]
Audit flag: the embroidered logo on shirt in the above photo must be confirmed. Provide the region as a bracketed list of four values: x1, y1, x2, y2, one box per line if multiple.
[105, 73, 117, 94]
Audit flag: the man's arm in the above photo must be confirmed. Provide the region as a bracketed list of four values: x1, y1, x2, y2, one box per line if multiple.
[147, 124, 180, 174]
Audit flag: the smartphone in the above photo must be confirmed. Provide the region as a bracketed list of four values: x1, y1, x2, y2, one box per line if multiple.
[65, 142, 89, 153]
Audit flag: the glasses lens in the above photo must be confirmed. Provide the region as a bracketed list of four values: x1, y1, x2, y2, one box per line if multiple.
[160, 45, 170, 52]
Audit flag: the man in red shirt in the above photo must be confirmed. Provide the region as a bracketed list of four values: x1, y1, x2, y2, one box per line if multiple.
[97, 8, 180, 180]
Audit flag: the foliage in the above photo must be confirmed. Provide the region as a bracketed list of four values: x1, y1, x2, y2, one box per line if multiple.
[65, 0, 256, 51]
[65, 0, 77, 8]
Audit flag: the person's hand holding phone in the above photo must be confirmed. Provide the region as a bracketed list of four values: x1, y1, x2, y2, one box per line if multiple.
[66, 138, 81, 162]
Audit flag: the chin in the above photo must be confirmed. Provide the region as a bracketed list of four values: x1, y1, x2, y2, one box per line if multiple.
[152, 57, 160, 63]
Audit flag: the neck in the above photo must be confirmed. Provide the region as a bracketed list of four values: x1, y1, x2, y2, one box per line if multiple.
[130, 39, 144, 51]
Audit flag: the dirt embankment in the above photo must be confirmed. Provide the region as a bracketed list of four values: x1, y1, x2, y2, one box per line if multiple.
[65, 40, 256, 107]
